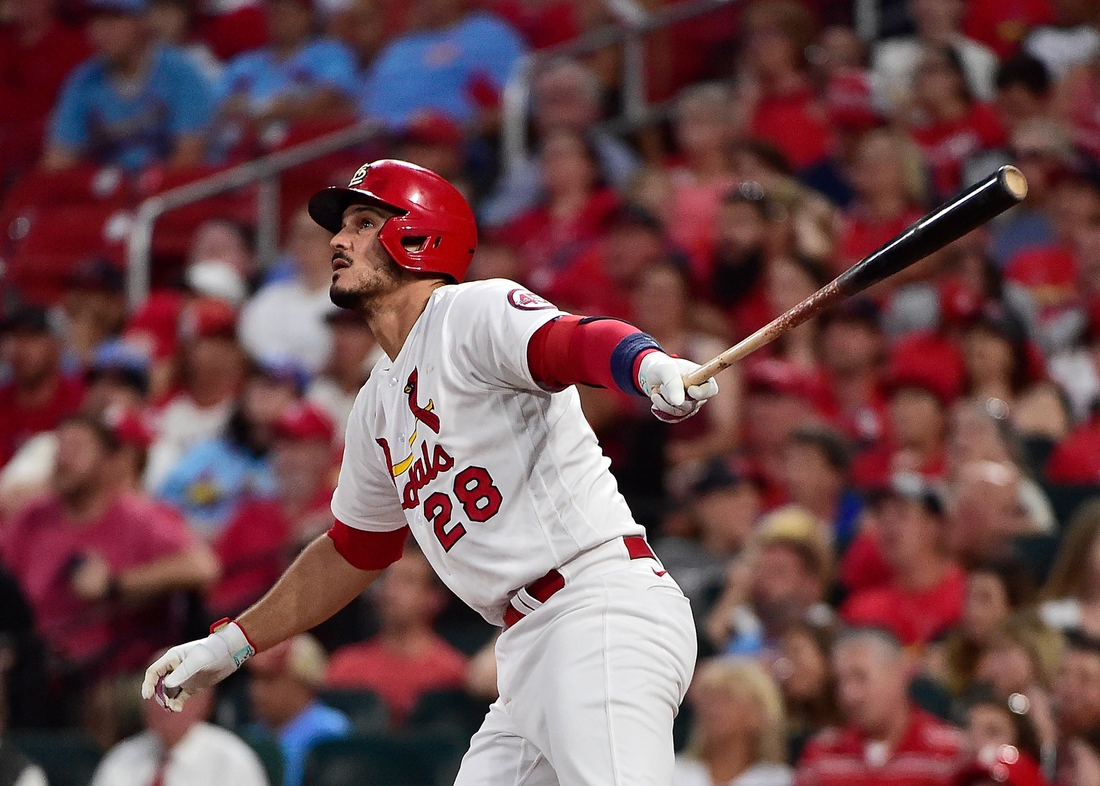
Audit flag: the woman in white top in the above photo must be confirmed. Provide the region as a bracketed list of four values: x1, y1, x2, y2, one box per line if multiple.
[673, 657, 794, 786]
[1040, 499, 1100, 635]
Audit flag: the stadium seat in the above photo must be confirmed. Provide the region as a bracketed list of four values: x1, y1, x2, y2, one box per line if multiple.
[9, 730, 103, 786]
[302, 732, 465, 786]
[317, 689, 390, 735]
[239, 727, 286, 786]
[405, 689, 489, 741]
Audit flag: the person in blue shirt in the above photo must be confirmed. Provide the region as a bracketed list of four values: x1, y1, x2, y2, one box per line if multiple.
[359, 0, 526, 128]
[217, 0, 359, 131]
[156, 355, 308, 540]
[42, 0, 215, 172]
[248, 634, 351, 786]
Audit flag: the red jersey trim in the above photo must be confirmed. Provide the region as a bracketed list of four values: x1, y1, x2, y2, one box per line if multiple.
[326, 520, 409, 570]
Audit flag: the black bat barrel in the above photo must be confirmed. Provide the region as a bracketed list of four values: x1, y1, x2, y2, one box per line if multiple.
[836, 166, 1027, 296]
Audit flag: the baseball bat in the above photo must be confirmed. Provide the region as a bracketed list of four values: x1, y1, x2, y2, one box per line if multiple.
[681, 165, 1028, 389]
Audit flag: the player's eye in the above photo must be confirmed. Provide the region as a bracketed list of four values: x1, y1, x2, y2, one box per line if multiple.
[359, 218, 374, 231]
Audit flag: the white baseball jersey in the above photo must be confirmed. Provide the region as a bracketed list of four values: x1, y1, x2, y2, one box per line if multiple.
[331, 278, 645, 625]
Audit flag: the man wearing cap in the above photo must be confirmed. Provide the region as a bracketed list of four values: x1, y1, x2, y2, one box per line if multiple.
[42, 0, 216, 171]
[0, 306, 84, 468]
[248, 634, 350, 786]
[840, 473, 965, 648]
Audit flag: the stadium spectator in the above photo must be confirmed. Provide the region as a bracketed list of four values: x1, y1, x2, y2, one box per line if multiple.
[835, 128, 926, 274]
[738, 0, 833, 171]
[248, 634, 351, 786]
[871, 0, 999, 110]
[238, 207, 338, 374]
[775, 623, 838, 760]
[961, 686, 1045, 762]
[840, 473, 964, 648]
[41, 0, 216, 172]
[61, 258, 128, 369]
[995, 56, 1054, 135]
[156, 356, 304, 539]
[325, 542, 468, 724]
[328, 0, 387, 72]
[0, 306, 84, 469]
[673, 657, 793, 786]
[0, 0, 90, 184]
[925, 554, 1039, 697]
[706, 506, 834, 657]
[307, 310, 379, 435]
[186, 218, 256, 292]
[656, 460, 763, 616]
[708, 184, 778, 337]
[145, 298, 246, 490]
[815, 303, 887, 449]
[83, 338, 153, 416]
[480, 57, 640, 227]
[959, 305, 1069, 442]
[988, 119, 1072, 267]
[1022, 0, 1100, 81]
[0, 415, 218, 716]
[1040, 500, 1100, 635]
[952, 746, 1049, 786]
[148, 0, 223, 82]
[195, 0, 268, 61]
[1054, 631, 1100, 742]
[89, 675, 268, 786]
[665, 83, 739, 270]
[216, 0, 358, 135]
[208, 402, 336, 616]
[907, 46, 1007, 200]
[947, 461, 1044, 566]
[781, 426, 862, 551]
[391, 113, 472, 200]
[495, 130, 618, 292]
[358, 0, 525, 128]
[795, 628, 966, 786]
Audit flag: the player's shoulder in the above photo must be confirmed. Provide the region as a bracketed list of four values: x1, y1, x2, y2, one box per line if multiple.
[443, 278, 558, 314]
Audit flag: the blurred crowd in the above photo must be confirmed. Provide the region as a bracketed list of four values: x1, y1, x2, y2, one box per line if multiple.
[3, 0, 1100, 783]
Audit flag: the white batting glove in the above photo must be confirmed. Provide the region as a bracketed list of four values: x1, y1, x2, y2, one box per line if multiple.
[141, 621, 255, 712]
[636, 352, 719, 423]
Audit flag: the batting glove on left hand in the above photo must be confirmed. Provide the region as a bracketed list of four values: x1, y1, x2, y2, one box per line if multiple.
[636, 352, 719, 423]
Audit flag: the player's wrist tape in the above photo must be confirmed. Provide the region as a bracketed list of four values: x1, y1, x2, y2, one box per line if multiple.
[210, 618, 257, 666]
[611, 333, 661, 395]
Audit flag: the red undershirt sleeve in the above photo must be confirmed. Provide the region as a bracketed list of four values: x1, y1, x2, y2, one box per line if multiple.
[326, 520, 409, 571]
[526, 315, 662, 396]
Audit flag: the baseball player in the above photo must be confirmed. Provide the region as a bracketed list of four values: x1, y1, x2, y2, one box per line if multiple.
[142, 159, 719, 785]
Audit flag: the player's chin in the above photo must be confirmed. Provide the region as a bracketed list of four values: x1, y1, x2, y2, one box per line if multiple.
[329, 278, 365, 310]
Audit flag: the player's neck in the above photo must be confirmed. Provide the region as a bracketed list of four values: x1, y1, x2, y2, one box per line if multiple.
[364, 279, 447, 360]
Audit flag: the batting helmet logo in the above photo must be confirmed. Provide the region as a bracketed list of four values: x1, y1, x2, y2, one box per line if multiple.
[308, 159, 478, 283]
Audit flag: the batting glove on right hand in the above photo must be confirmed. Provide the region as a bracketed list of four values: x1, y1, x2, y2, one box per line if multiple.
[636, 352, 719, 423]
[141, 620, 255, 712]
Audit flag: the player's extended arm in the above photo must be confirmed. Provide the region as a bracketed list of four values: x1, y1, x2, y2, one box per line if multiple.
[527, 316, 719, 422]
[142, 524, 406, 711]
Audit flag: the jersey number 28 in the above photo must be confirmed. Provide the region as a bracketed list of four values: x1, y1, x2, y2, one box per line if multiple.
[423, 466, 503, 551]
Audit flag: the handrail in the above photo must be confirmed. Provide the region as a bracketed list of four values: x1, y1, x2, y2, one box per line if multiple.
[126, 120, 383, 309]
[501, 0, 739, 172]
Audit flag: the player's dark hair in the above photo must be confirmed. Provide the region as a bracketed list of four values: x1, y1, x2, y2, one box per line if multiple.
[996, 55, 1052, 97]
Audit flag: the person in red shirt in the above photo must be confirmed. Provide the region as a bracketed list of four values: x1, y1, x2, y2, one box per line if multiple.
[209, 401, 339, 617]
[0, 0, 90, 183]
[816, 301, 888, 450]
[739, 0, 834, 171]
[796, 628, 966, 786]
[0, 413, 217, 715]
[841, 473, 964, 648]
[325, 541, 469, 725]
[908, 46, 1008, 200]
[0, 306, 85, 469]
[836, 128, 927, 275]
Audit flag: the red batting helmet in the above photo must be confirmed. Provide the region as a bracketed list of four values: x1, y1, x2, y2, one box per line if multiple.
[308, 159, 477, 283]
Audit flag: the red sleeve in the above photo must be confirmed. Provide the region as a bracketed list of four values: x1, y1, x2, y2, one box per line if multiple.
[326, 520, 409, 570]
[526, 315, 661, 395]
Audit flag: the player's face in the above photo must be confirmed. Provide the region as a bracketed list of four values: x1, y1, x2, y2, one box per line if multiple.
[329, 203, 406, 309]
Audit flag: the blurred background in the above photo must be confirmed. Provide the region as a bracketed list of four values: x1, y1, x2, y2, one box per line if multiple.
[1, 0, 1100, 783]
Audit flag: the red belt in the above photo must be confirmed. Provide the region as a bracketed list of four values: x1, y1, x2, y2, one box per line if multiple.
[502, 535, 658, 630]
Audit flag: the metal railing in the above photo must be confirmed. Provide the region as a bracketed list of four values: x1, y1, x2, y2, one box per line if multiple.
[500, 0, 739, 174]
[125, 121, 382, 309]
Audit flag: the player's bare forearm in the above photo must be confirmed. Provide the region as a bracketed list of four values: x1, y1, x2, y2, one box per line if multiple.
[236, 534, 382, 652]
